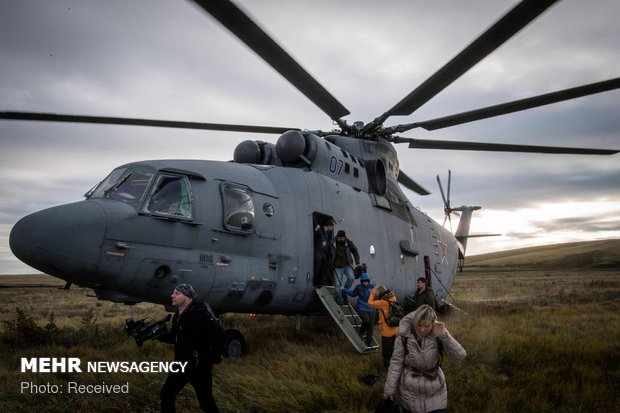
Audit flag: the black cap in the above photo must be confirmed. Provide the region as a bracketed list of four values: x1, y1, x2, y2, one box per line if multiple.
[336, 230, 346, 238]
[175, 283, 196, 299]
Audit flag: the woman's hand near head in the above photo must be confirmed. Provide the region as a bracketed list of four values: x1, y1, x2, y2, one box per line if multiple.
[433, 320, 448, 338]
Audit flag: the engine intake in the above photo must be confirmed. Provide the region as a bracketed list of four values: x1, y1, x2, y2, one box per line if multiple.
[233, 140, 280, 165]
[275, 130, 317, 167]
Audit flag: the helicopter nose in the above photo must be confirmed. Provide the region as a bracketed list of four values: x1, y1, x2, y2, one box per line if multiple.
[9, 201, 106, 279]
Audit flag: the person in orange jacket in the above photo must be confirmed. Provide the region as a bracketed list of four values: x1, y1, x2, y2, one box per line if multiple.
[368, 285, 399, 369]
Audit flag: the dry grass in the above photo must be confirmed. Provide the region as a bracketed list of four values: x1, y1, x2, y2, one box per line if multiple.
[1, 239, 619, 412]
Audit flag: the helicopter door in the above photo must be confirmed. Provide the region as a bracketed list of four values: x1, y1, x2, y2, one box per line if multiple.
[424, 255, 432, 286]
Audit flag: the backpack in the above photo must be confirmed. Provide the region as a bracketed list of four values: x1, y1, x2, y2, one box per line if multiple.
[182, 303, 226, 365]
[208, 316, 226, 364]
[382, 301, 404, 327]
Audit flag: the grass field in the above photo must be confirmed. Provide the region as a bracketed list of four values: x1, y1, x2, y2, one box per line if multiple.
[1, 239, 619, 412]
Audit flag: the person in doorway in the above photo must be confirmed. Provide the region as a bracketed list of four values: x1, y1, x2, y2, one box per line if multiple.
[410, 277, 437, 312]
[313, 219, 334, 286]
[368, 285, 399, 369]
[328, 230, 361, 303]
[342, 272, 375, 346]
[383, 304, 466, 413]
[158, 284, 225, 413]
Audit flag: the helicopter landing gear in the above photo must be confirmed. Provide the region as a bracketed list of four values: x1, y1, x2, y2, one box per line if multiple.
[224, 328, 246, 358]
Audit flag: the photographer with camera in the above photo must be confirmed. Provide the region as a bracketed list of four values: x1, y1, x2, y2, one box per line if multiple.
[158, 284, 225, 413]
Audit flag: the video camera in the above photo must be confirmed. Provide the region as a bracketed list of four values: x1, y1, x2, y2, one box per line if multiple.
[125, 314, 171, 347]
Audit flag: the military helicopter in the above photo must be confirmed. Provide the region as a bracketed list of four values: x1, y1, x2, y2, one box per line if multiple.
[3, 0, 619, 354]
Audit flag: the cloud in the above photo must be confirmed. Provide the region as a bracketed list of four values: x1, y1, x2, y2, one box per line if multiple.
[531, 215, 620, 233]
[0, 0, 619, 273]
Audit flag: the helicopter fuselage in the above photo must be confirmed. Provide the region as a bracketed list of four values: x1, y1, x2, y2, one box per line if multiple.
[10, 133, 461, 315]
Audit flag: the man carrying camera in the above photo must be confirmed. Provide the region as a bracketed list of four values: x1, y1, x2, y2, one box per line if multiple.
[158, 284, 225, 413]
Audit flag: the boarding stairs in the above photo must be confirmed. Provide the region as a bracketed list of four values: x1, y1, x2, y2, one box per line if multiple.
[315, 286, 379, 354]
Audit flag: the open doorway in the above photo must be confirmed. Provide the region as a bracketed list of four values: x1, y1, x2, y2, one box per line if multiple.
[312, 212, 335, 286]
[424, 255, 432, 287]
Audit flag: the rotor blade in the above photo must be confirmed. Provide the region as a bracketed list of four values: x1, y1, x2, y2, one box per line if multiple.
[397, 170, 431, 195]
[414, 77, 620, 130]
[0, 111, 298, 134]
[447, 169, 452, 206]
[463, 233, 502, 238]
[400, 137, 618, 155]
[193, 0, 349, 121]
[436, 174, 448, 205]
[386, 0, 558, 118]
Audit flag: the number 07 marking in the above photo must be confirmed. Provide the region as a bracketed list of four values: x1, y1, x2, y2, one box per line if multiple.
[329, 156, 344, 175]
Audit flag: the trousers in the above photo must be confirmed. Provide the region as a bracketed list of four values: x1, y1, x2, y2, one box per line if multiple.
[160, 365, 219, 413]
[334, 266, 355, 299]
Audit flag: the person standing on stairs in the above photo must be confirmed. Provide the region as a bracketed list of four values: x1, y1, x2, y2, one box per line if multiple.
[342, 272, 375, 346]
[329, 229, 361, 304]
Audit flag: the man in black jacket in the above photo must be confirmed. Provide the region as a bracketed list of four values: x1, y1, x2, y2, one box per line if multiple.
[328, 230, 362, 303]
[410, 277, 437, 312]
[159, 284, 225, 413]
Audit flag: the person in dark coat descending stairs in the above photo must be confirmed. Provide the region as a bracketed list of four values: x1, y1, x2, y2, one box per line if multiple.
[329, 229, 362, 303]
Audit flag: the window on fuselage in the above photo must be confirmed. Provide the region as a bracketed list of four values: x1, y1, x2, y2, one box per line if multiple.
[221, 184, 255, 232]
[143, 174, 193, 220]
[90, 166, 154, 208]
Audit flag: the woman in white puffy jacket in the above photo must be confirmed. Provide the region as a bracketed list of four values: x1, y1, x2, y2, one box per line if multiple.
[383, 305, 466, 413]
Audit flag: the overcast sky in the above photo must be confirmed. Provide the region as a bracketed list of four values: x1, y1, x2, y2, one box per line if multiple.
[1, 0, 619, 274]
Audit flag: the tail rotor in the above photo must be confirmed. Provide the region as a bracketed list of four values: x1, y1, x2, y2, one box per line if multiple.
[435, 171, 499, 270]
[437, 170, 459, 232]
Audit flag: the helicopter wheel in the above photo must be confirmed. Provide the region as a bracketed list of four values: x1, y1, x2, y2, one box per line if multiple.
[224, 328, 246, 358]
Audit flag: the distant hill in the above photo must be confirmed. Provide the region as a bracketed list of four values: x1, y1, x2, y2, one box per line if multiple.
[465, 239, 620, 270]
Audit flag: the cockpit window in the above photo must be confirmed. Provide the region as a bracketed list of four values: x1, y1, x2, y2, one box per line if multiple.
[90, 166, 154, 207]
[221, 184, 255, 232]
[143, 174, 193, 219]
